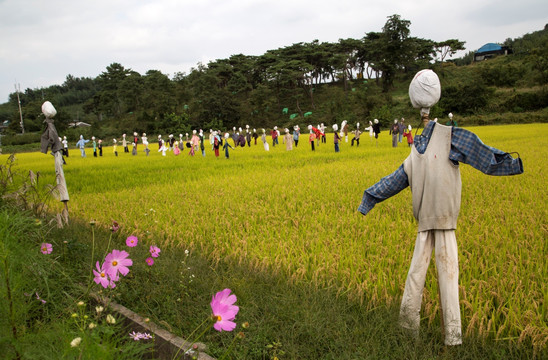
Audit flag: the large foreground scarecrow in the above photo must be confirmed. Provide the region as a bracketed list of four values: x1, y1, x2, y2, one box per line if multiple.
[358, 70, 523, 345]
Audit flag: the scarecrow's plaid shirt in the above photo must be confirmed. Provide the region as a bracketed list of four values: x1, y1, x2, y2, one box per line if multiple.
[358, 121, 524, 216]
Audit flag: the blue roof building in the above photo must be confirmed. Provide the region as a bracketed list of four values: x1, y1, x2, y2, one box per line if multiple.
[474, 43, 511, 61]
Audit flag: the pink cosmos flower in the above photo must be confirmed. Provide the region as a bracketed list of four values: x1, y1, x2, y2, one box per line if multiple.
[145, 257, 154, 266]
[40, 243, 52, 254]
[126, 235, 138, 247]
[93, 261, 117, 288]
[104, 249, 132, 278]
[24, 292, 46, 304]
[210, 288, 239, 332]
[129, 331, 152, 340]
[111, 221, 119, 232]
[35, 292, 46, 304]
[149, 245, 161, 258]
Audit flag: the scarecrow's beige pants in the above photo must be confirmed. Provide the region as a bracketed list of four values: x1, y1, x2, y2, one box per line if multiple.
[399, 230, 462, 346]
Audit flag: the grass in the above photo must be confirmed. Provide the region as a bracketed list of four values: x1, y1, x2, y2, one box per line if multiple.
[0, 207, 152, 359]
[1, 123, 546, 359]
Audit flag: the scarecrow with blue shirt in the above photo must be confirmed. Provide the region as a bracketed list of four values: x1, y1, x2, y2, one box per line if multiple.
[358, 69, 523, 346]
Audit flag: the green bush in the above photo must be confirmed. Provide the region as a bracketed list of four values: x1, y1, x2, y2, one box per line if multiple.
[1, 133, 41, 146]
[503, 90, 548, 112]
[479, 63, 525, 87]
[439, 81, 494, 115]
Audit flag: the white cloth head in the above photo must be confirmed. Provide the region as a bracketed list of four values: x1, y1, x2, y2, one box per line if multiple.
[409, 69, 441, 115]
[41, 101, 57, 118]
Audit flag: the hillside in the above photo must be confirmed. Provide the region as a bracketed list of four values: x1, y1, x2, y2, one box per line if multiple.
[0, 22, 546, 147]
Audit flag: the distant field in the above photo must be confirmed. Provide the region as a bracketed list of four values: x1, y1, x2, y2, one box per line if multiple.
[3, 123, 547, 348]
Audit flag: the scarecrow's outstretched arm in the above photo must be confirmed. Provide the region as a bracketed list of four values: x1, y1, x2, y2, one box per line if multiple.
[449, 127, 523, 176]
[358, 165, 409, 216]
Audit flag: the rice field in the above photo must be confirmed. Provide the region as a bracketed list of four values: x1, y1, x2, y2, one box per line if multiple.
[3, 123, 547, 350]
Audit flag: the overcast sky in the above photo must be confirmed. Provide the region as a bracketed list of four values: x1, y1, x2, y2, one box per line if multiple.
[1, 0, 547, 103]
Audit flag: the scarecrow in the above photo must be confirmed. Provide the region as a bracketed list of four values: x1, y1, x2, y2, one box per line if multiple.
[75, 135, 89, 157]
[199, 129, 206, 156]
[223, 133, 235, 159]
[308, 126, 316, 151]
[62, 136, 69, 157]
[142, 133, 150, 156]
[133, 132, 139, 150]
[261, 129, 269, 151]
[212, 131, 221, 157]
[92, 136, 97, 157]
[372, 119, 381, 146]
[351, 123, 361, 146]
[252, 128, 258, 145]
[293, 125, 300, 147]
[245, 125, 251, 146]
[358, 69, 523, 346]
[40, 101, 69, 223]
[122, 134, 129, 153]
[307, 125, 323, 144]
[283, 128, 293, 151]
[332, 124, 341, 152]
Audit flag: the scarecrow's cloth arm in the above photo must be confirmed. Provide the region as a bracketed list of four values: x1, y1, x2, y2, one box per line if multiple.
[449, 127, 523, 176]
[358, 165, 408, 216]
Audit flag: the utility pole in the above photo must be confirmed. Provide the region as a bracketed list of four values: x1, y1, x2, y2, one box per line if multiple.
[14, 83, 24, 134]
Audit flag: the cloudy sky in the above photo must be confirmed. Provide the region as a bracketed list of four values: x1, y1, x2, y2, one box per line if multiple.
[1, 0, 547, 103]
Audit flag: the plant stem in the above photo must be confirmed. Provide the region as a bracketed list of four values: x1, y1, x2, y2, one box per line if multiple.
[3, 256, 22, 360]
[84, 225, 96, 297]
[171, 317, 212, 360]
[218, 335, 241, 360]
[103, 231, 113, 260]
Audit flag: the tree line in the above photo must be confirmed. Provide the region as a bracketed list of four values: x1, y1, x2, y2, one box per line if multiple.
[2, 16, 546, 139]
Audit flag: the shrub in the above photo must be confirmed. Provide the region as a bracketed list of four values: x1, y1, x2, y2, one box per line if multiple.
[439, 81, 493, 115]
[1, 133, 41, 146]
[502, 90, 548, 112]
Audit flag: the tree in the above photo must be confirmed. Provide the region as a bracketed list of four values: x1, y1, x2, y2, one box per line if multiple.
[142, 70, 175, 117]
[97, 63, 131, 117]
[367, 15, 415, 91]
[118, 71, 143, 113]
[335, 38, 363, 91]
[435, 39, 466, 62]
